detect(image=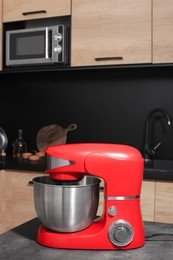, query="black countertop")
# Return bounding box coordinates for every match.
[0,156,46,172]
[144,169,173,180]
[1,218,173,260]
